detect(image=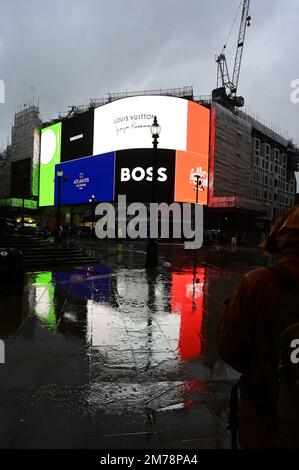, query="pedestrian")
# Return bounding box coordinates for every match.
[231,235,237,247]
[217,206,299,449]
